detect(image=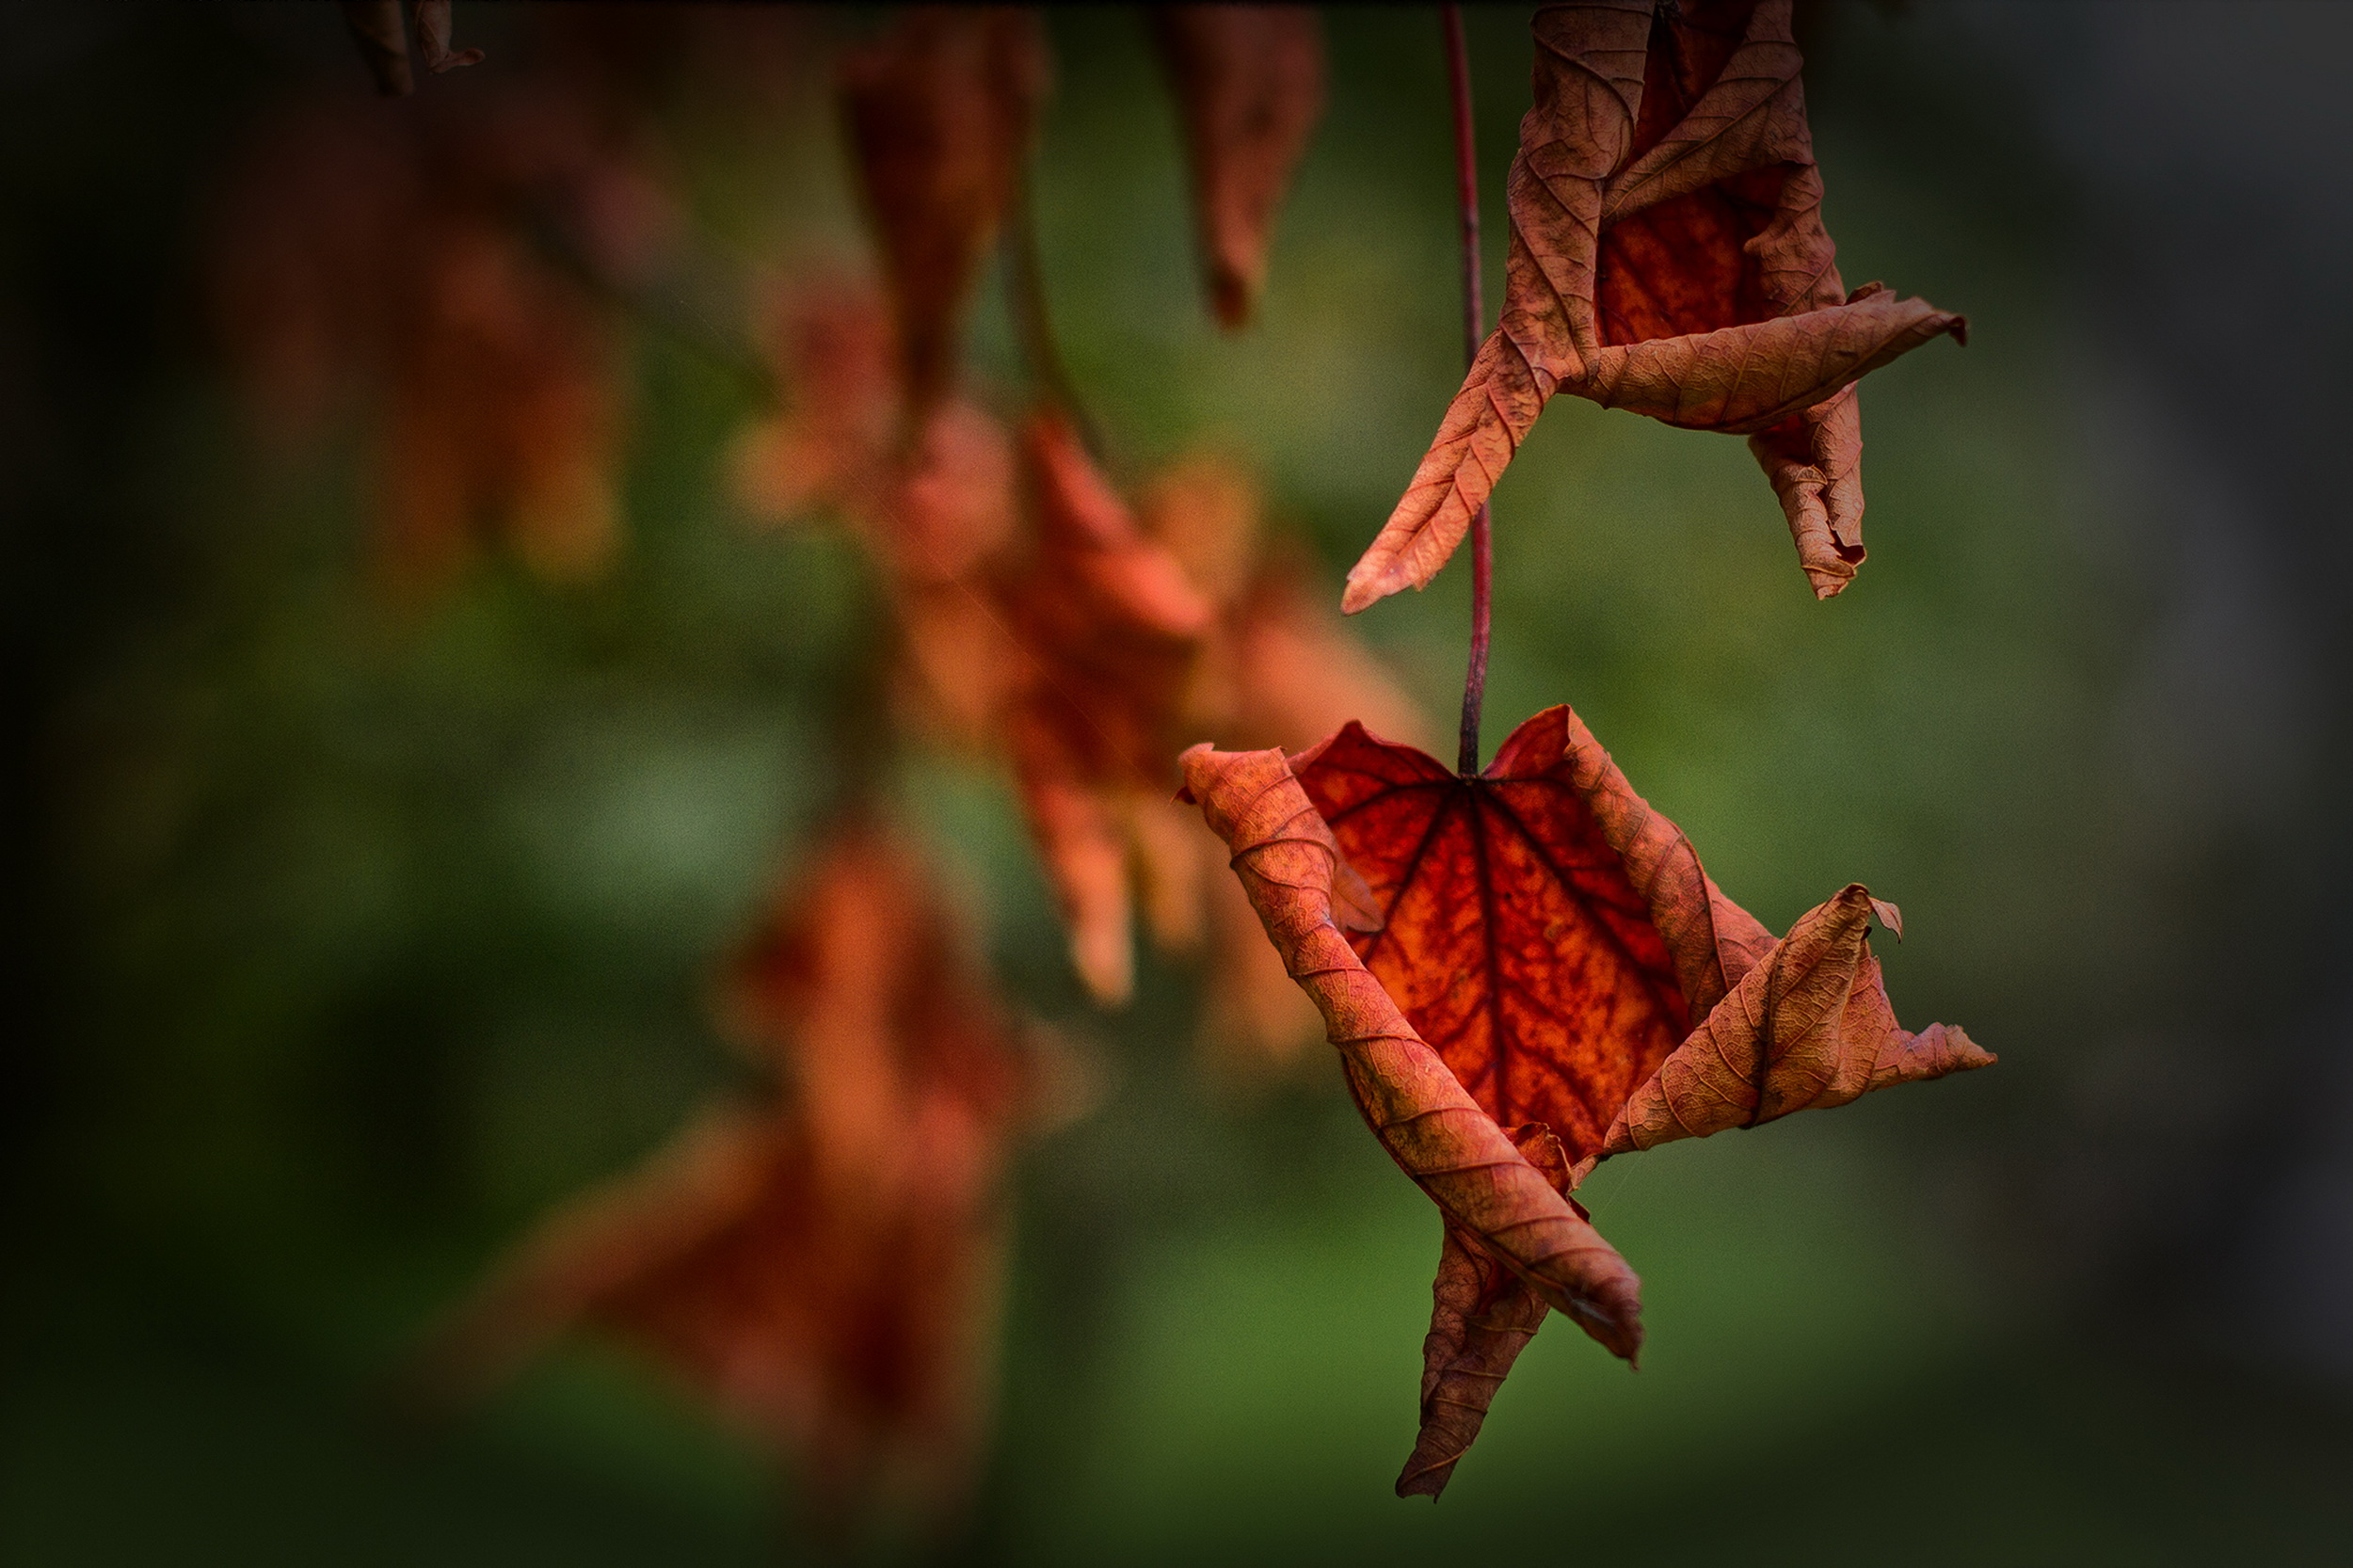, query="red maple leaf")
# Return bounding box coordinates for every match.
[1182,705,1993,1495]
